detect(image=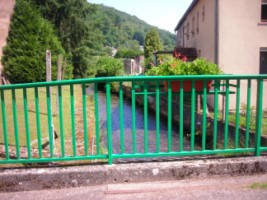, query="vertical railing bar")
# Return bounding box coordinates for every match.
[0,89,10,160]
[213,80,219,150]
[106,82,113,164]
[190,80,196,151]
[94,83,100,155]
[156,81,160,153]
[34,87,42,158]
[23,88,31,159]
[144,82,148,153]
[202,80,207,151]
[58,85,65,157]
[235,80,241,149]
[70,84,76,157]
[82,84,89,156]
[179,80,184,152]
[255,78,263,156]
[46,86,54,158]
[224,80,230,149]
[12,89,20,159]
[167,80,172,152]
[119,82,125,154]
[131,81,137,154]
[245,79,252,148]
